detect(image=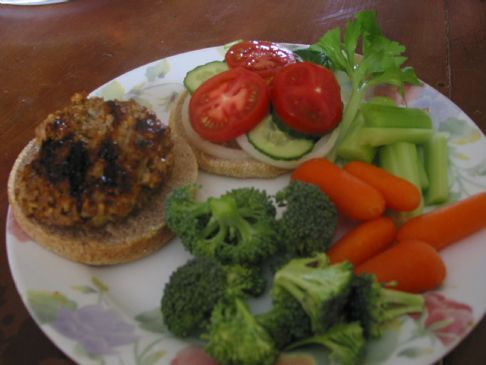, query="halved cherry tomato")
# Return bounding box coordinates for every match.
[189,67,270,142]
[271,62,342,136]
[225,40,296,82]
